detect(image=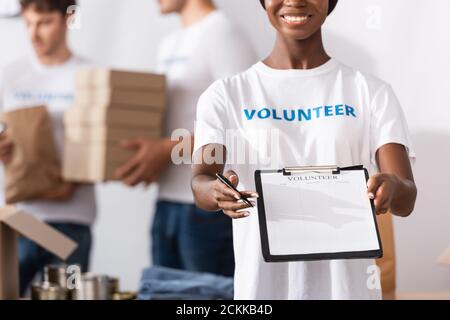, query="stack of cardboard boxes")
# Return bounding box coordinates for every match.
[63,69,166,182]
